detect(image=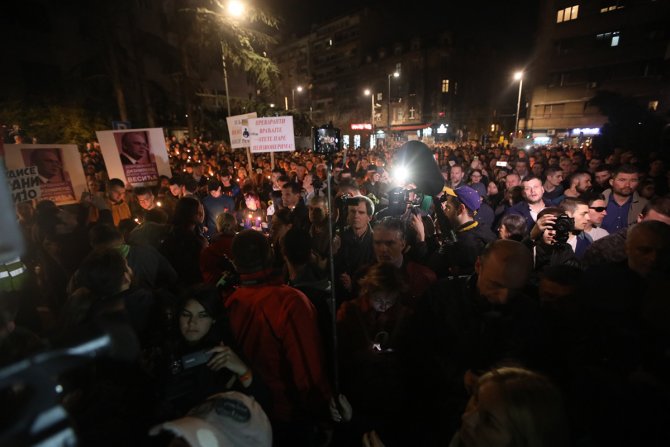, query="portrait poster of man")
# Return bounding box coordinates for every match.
[3,144,86,205]
[96,128,171,188]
